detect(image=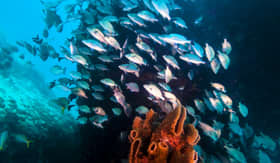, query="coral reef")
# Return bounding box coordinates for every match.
[129,99,200,163]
